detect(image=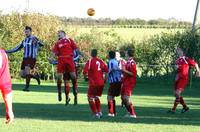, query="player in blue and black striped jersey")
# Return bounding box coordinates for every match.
[6,26,43,92]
